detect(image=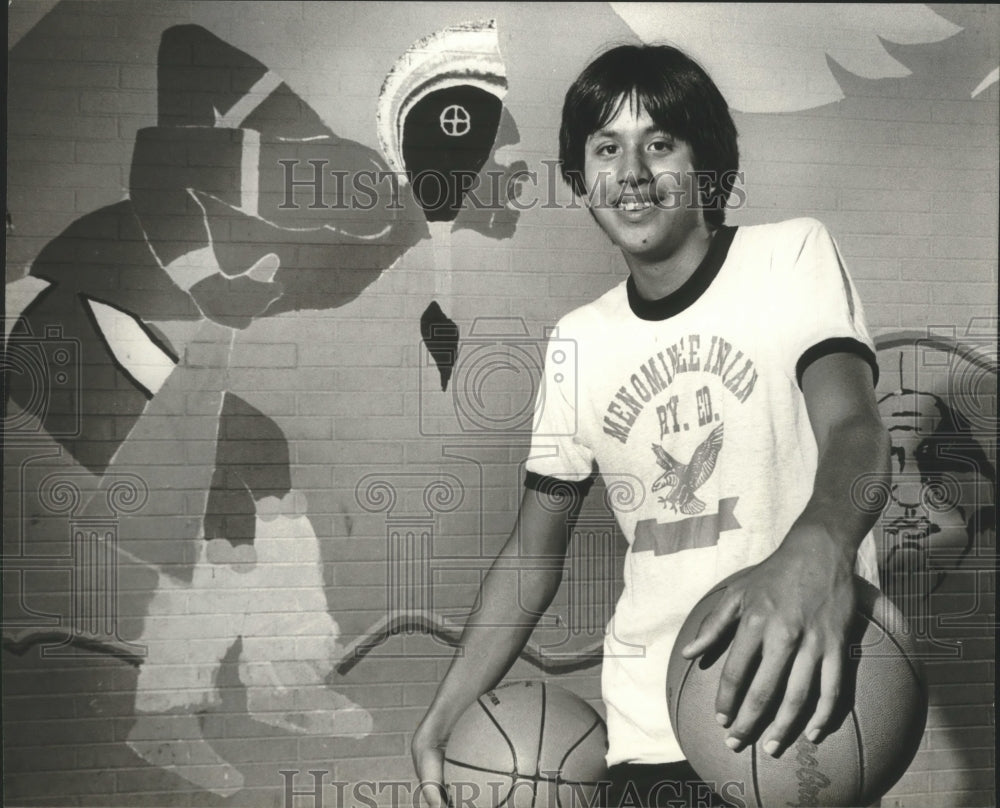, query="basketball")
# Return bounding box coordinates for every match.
[666,573,928,808]
[443,680,609,808]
